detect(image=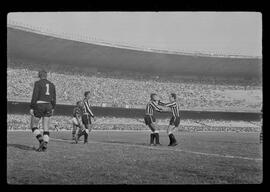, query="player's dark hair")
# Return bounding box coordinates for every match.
[38,70,47,79]
[171,93,176,100]
[150,93,156,100]
[84,91,90,97]
[76,101,81,105]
